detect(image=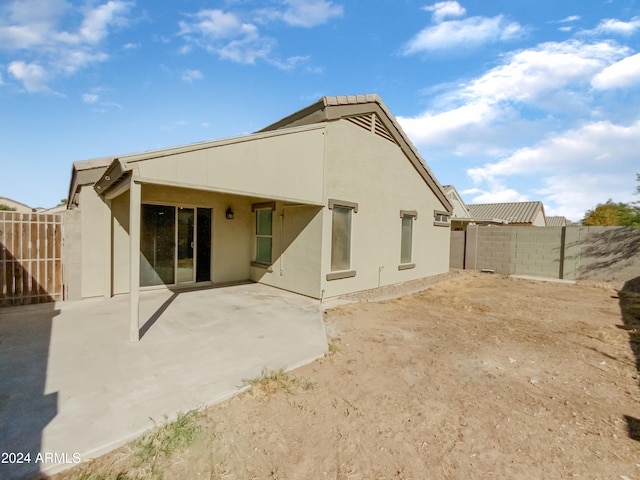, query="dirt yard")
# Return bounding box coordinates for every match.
[53,272,640,480]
